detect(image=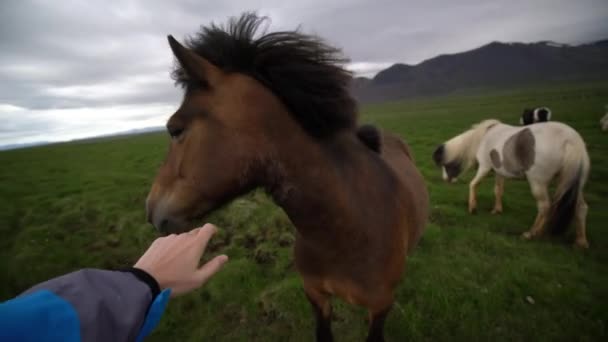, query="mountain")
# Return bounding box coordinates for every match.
[0,126,163,151]
[352,39,608,103]
[0,141,53,151]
